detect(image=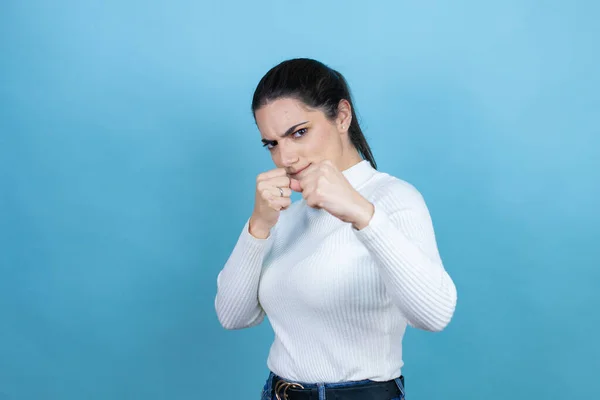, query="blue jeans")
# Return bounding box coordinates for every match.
[260,372,405,400]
